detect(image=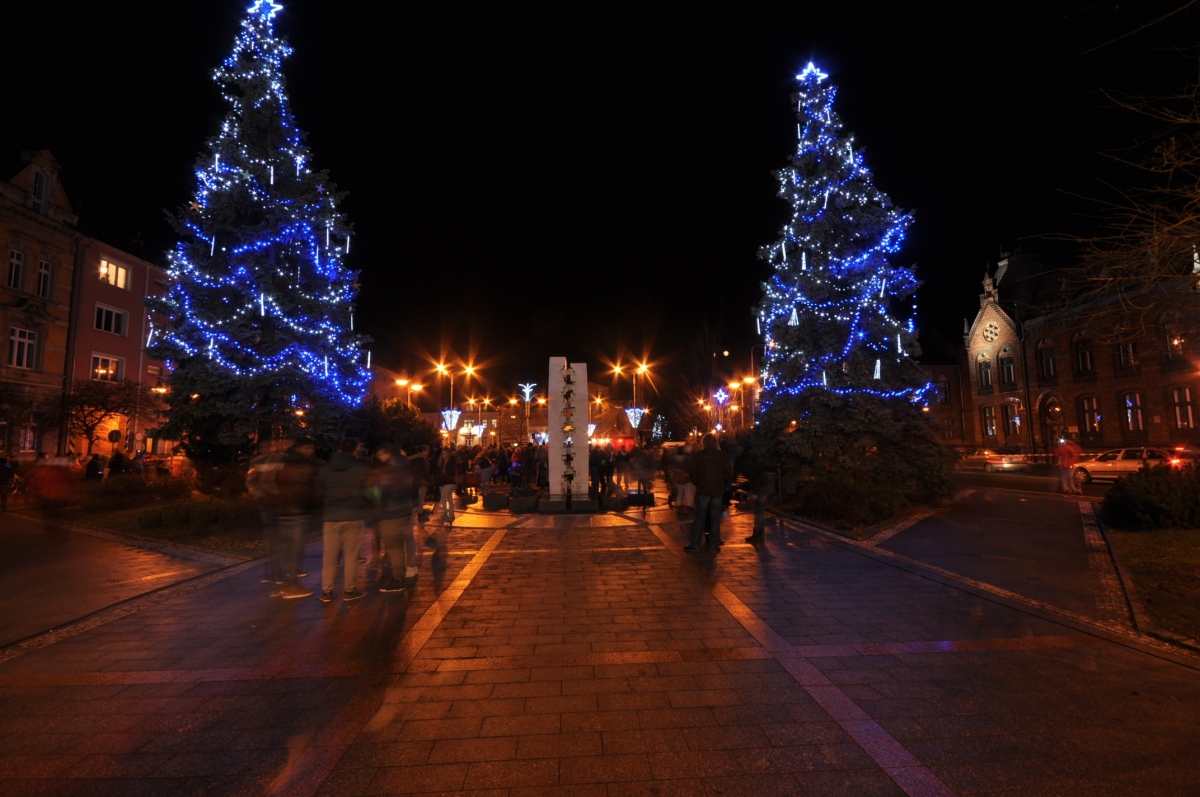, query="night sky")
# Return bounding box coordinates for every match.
[4,2,1196,412]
